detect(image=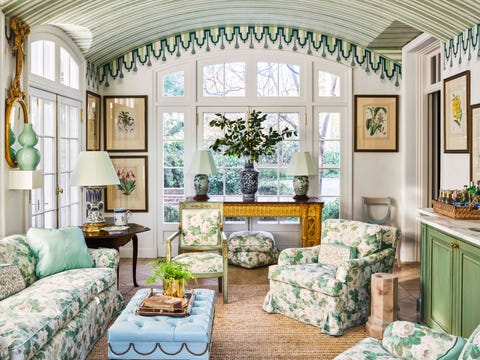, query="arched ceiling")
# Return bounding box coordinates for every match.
[2,0,480,66]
